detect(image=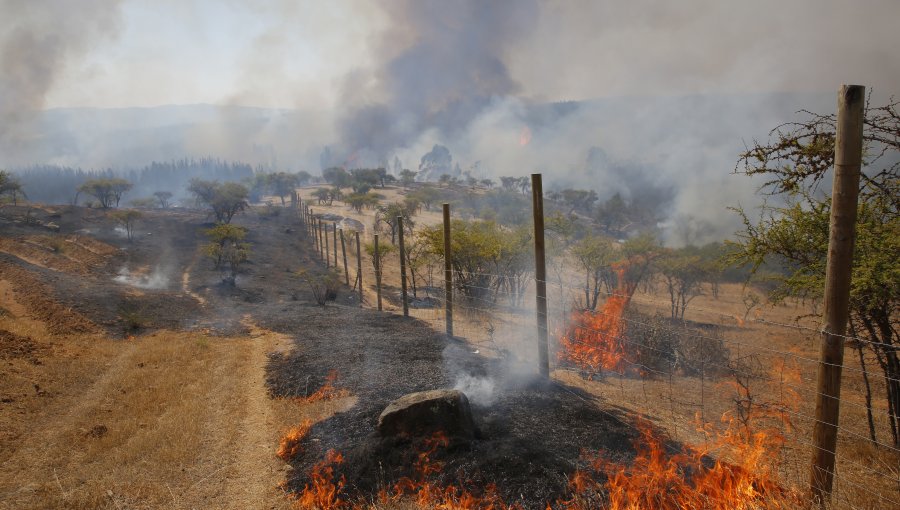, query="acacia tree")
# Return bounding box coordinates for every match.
[188,179,249,223]
[203,223,250,286]
[110,210,142,242]
[729,97,900,446]
[0,171,25,205]
[572,234,617,311]
[153,191,173,208]
[78,178,132,208]
[375,202,415,245]
[658,248,707,319]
